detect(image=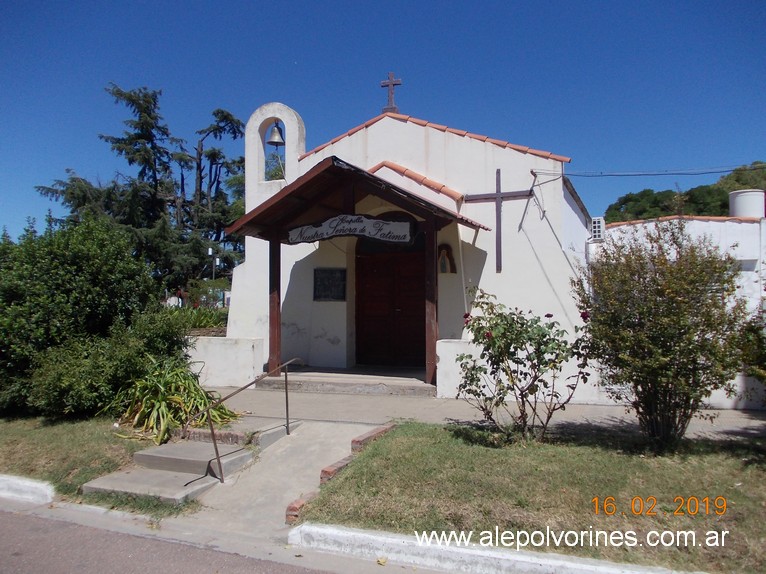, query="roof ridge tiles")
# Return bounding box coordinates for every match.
[301,113,571,163]
[368,160,463,202]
